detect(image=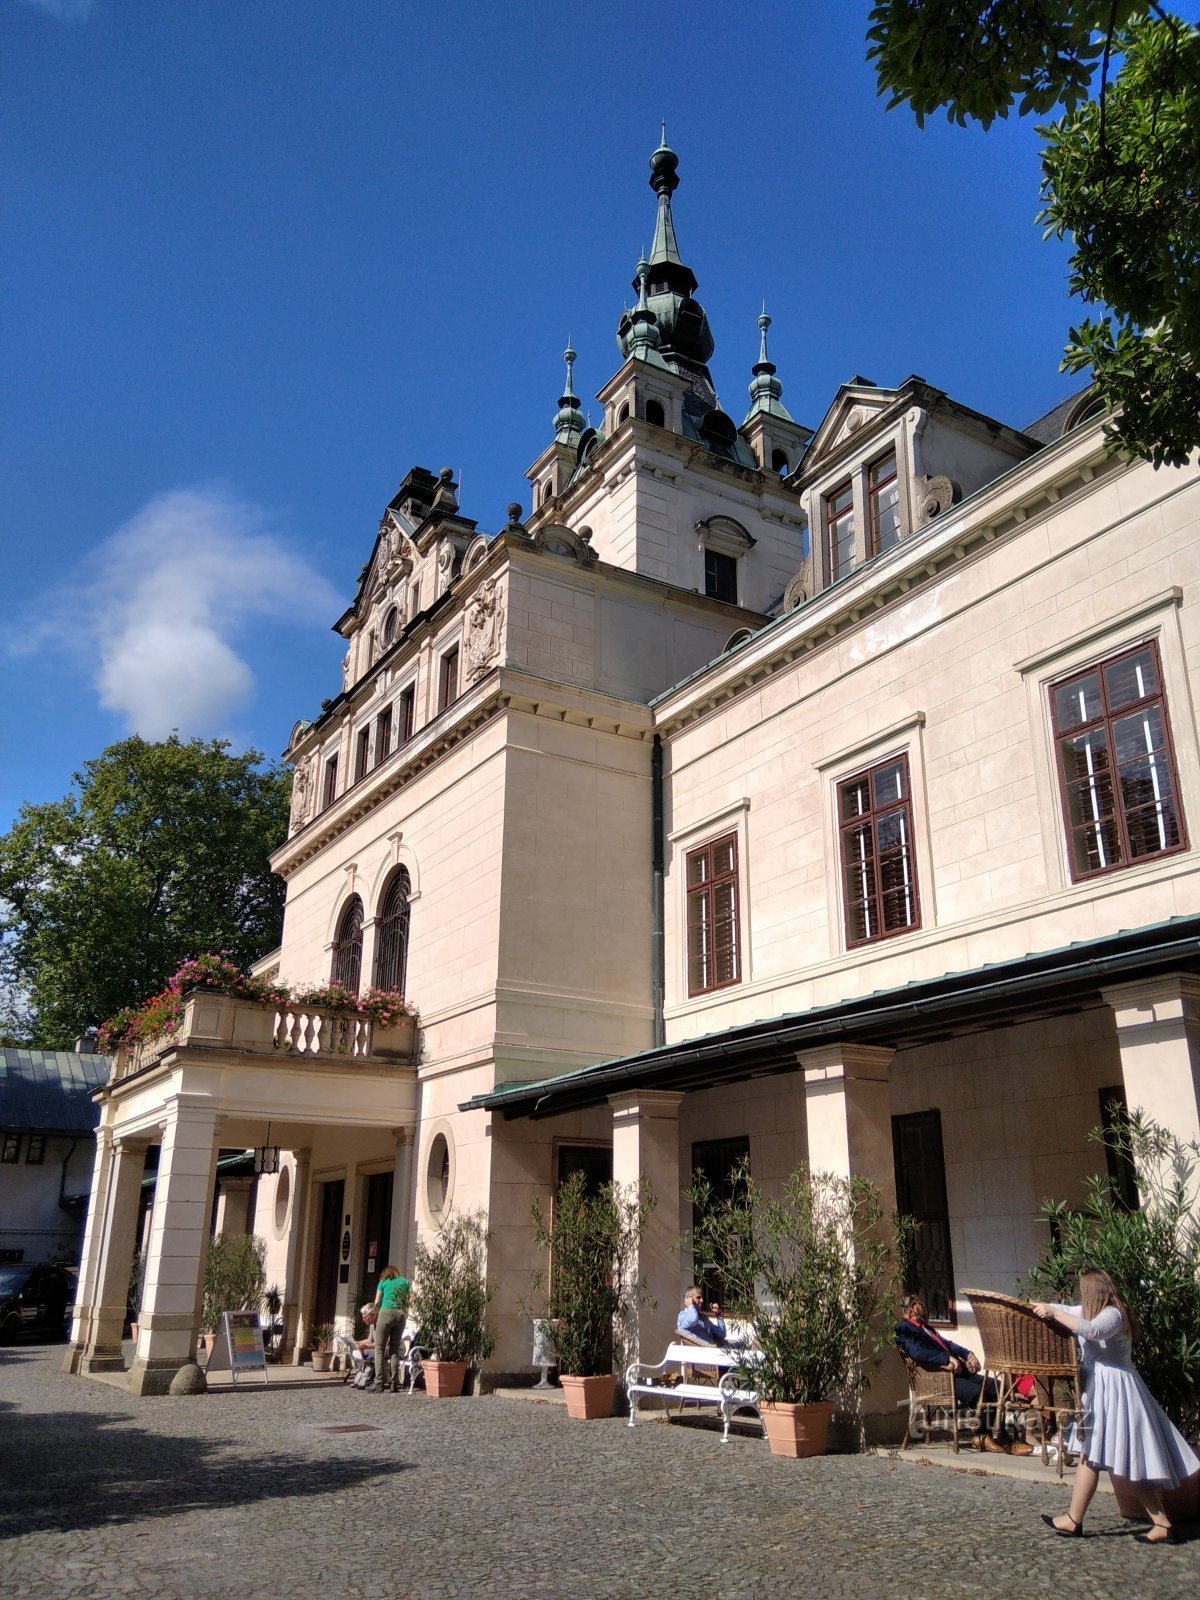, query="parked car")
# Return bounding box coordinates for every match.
[0,1263,76,1341]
